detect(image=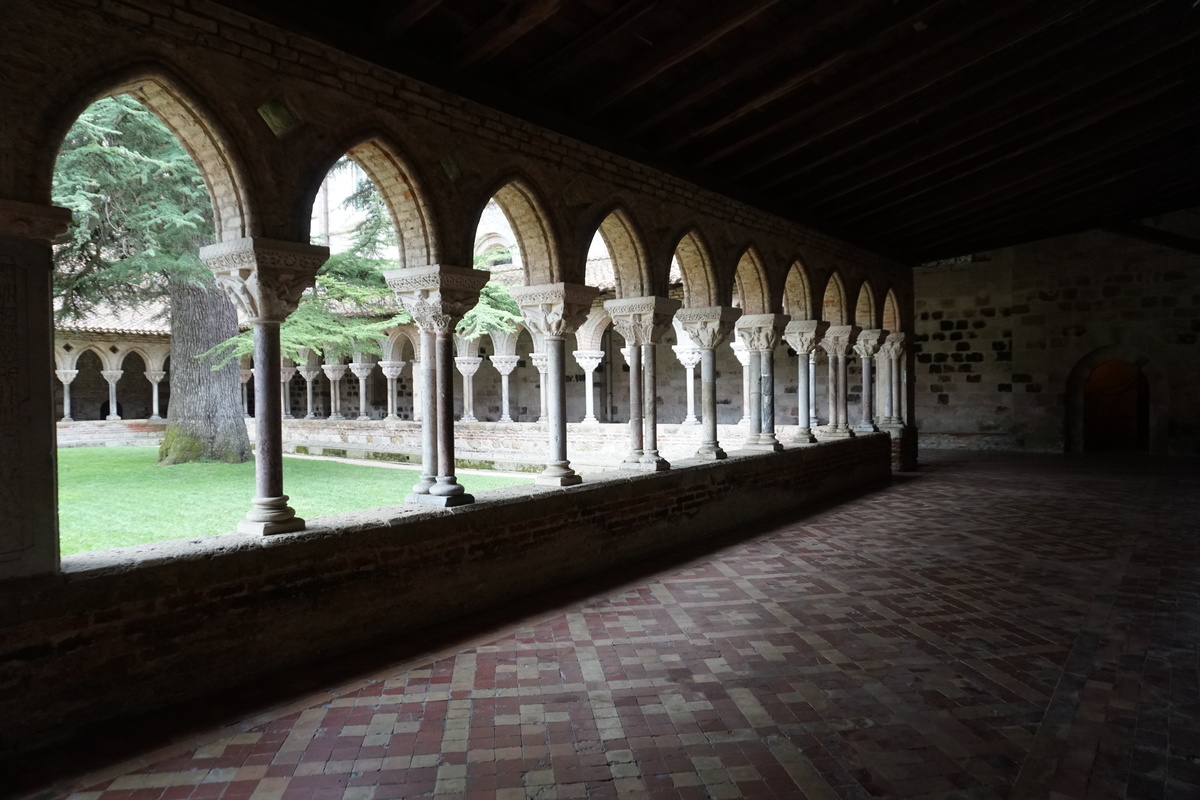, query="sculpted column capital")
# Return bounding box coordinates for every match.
[200,237,329,324]
[604,295,682,346]
[349,362,377,380]
[490,355,521,375]
[385,264,489,333]
[853,329,886,360]
[819,325,861,357]
[321,363,348,382]
[880,331,907,359]
[379,360,408,380]
[100,369,123,385]
[783,319,830,355]
[736,313,790,353]
[513,282,599,341]
[297,365,322,382]
[672,345,702,370]
[280,366,297,382]
[0,199,73,242]
[529,352,549,374]
[145,370,167,385]
[55,369,79,385]
[573,350,605,372]
[454,356,483,378]
[675,305,742,350]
